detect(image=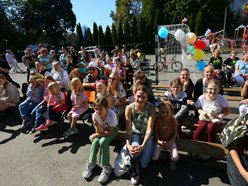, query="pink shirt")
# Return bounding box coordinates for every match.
[71,89,89,108]
[46,91,65,106]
